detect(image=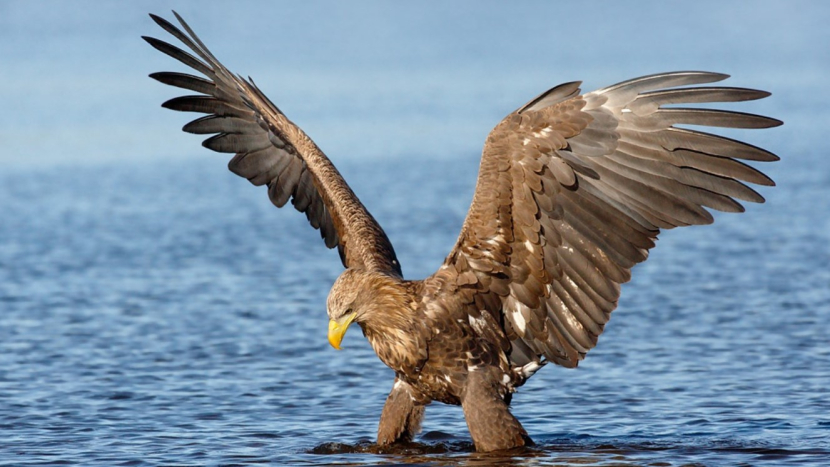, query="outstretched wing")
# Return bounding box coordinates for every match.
[144,12,401,276]
[432,72,779,369]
